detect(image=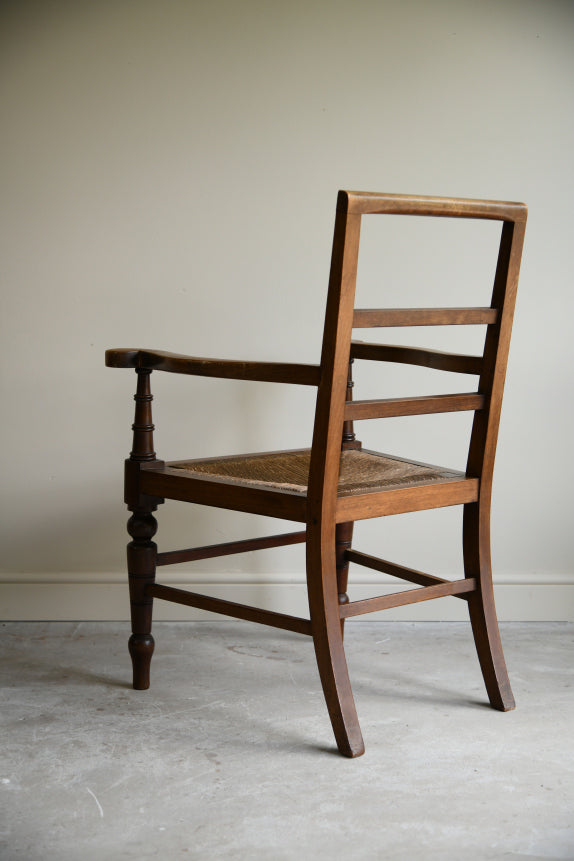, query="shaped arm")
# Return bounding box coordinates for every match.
[105,348,321,386]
